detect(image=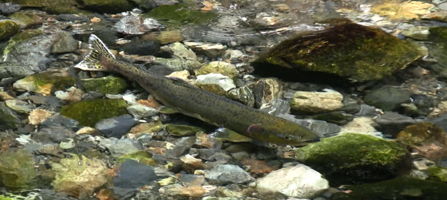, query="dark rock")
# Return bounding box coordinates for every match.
[32,126,75,143]
[356,104,380,116]
[0,102,22,130]
[253,22,421,83]
[0,3,21,14]
[364,87,411,111]
[56,14,89,22]
[121,40,160,56]
[113,159,157,188]
[83,0,134,13]
[29,95,61,109]
[40,113,80,131]
[429,113,447,133]
[332,177,447,200]
[403,94,436,116]
[311,111,354,125]
[374,112,421,138]
[73,24,118,47]
[96,114,137,138]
